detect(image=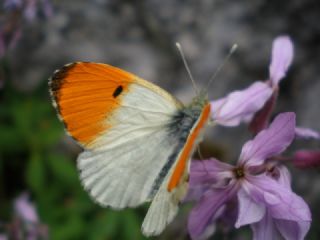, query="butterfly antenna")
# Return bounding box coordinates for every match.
[206,44,238,89]
[176,42,199,94]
